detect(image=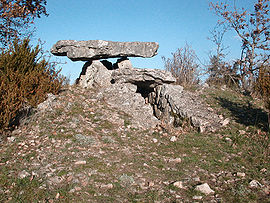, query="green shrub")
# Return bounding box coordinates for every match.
[0,38,64,133]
